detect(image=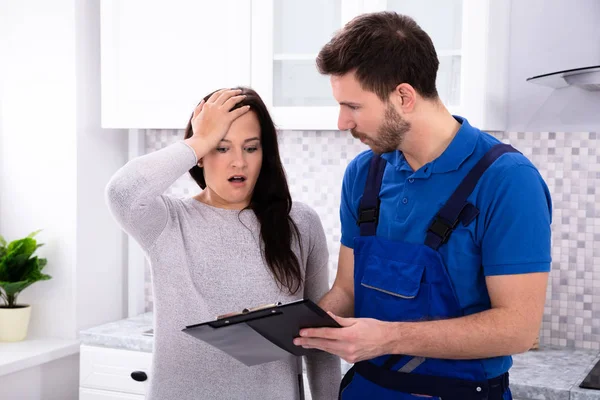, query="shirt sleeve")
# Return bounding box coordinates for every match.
[105,141,197,250]
[340,158,361,248]
[481,164,553,276]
